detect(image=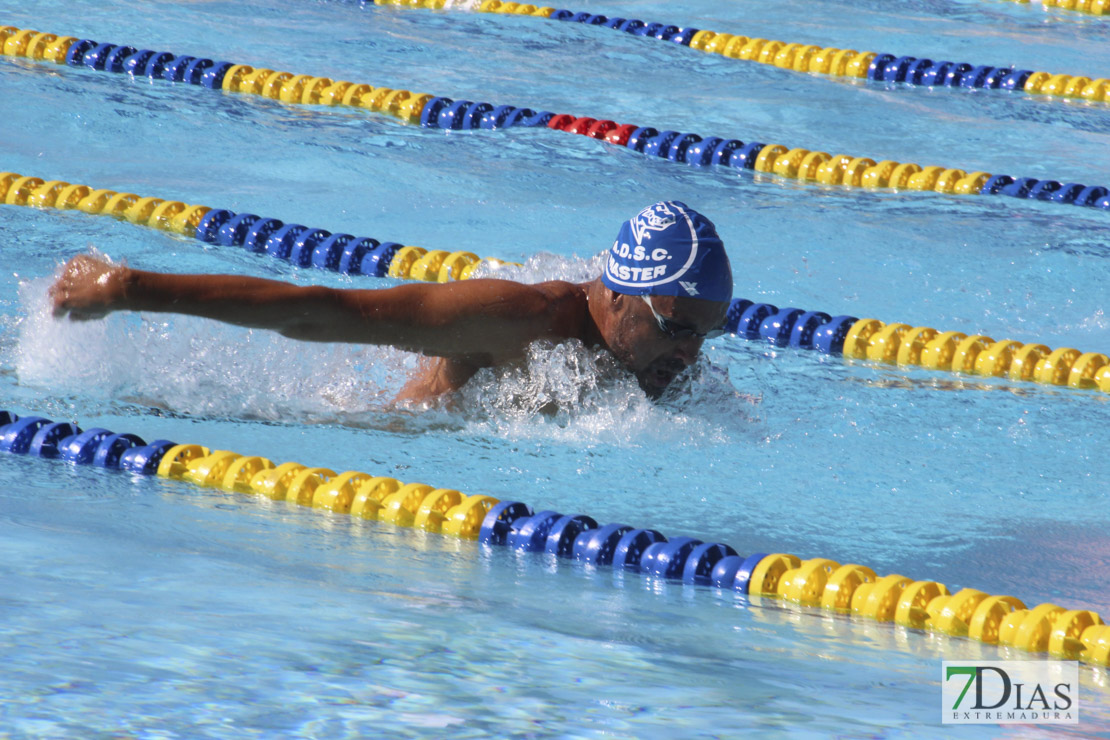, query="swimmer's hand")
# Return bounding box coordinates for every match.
[50,254,130,321]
